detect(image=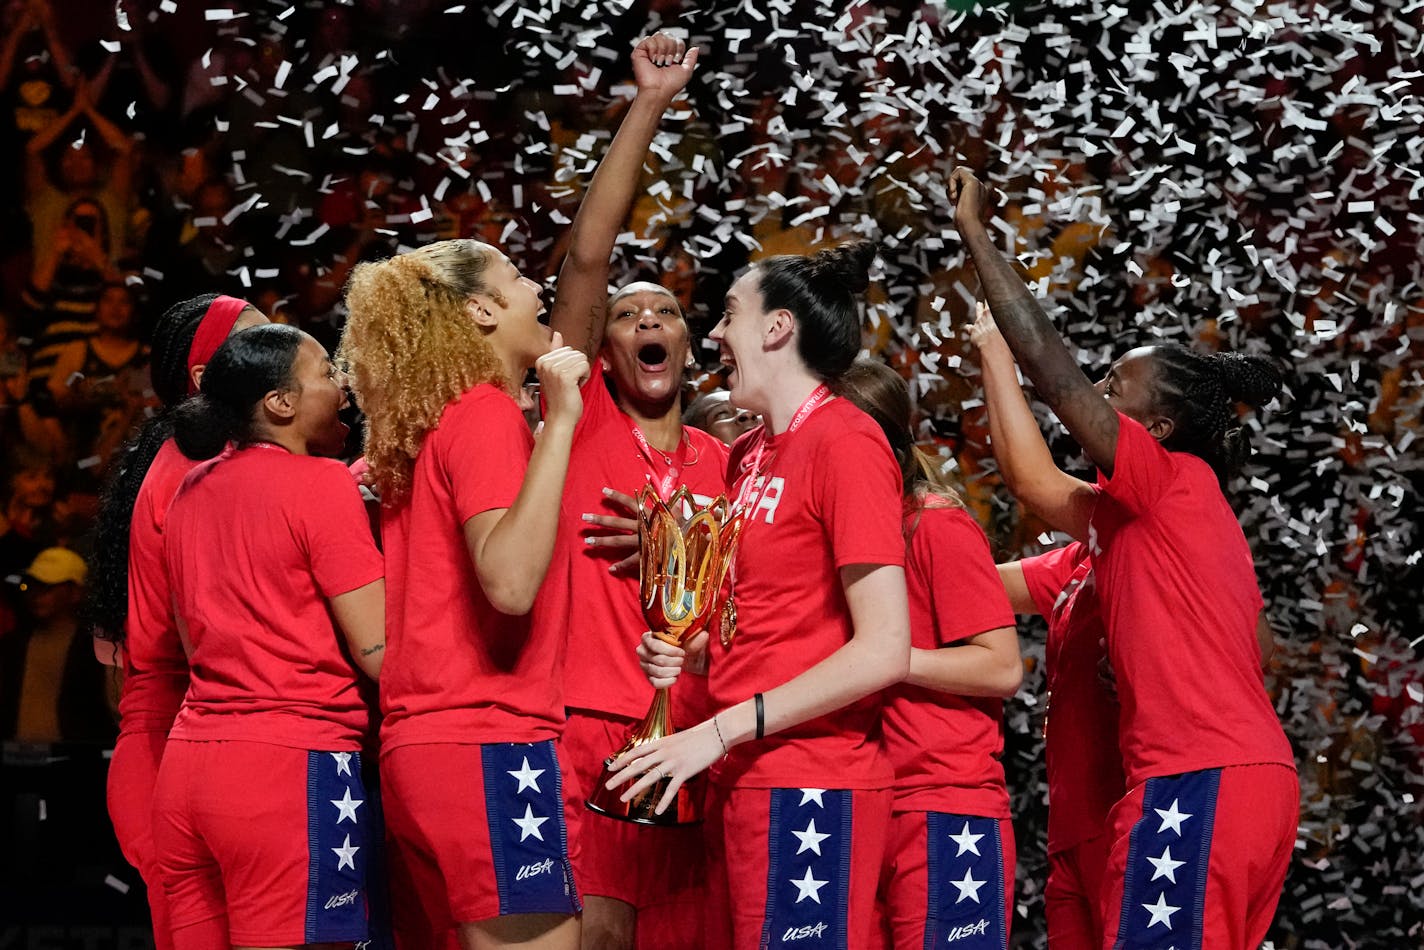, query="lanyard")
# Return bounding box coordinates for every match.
[733,383,833,514]
[625,414,688,501]
[722,383,833,647]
